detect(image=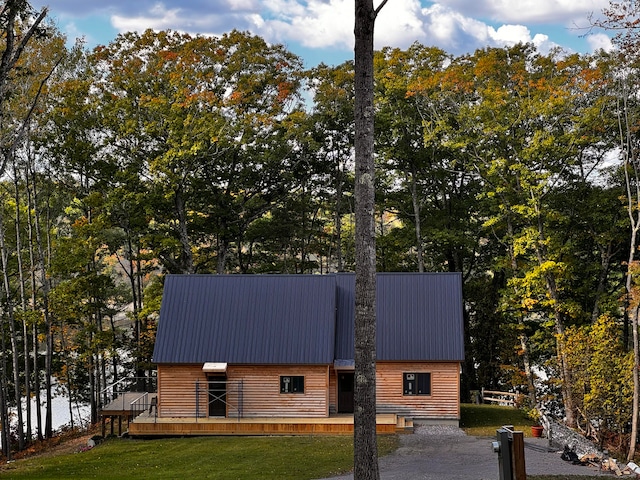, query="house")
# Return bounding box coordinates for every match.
[142,272,464,435]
